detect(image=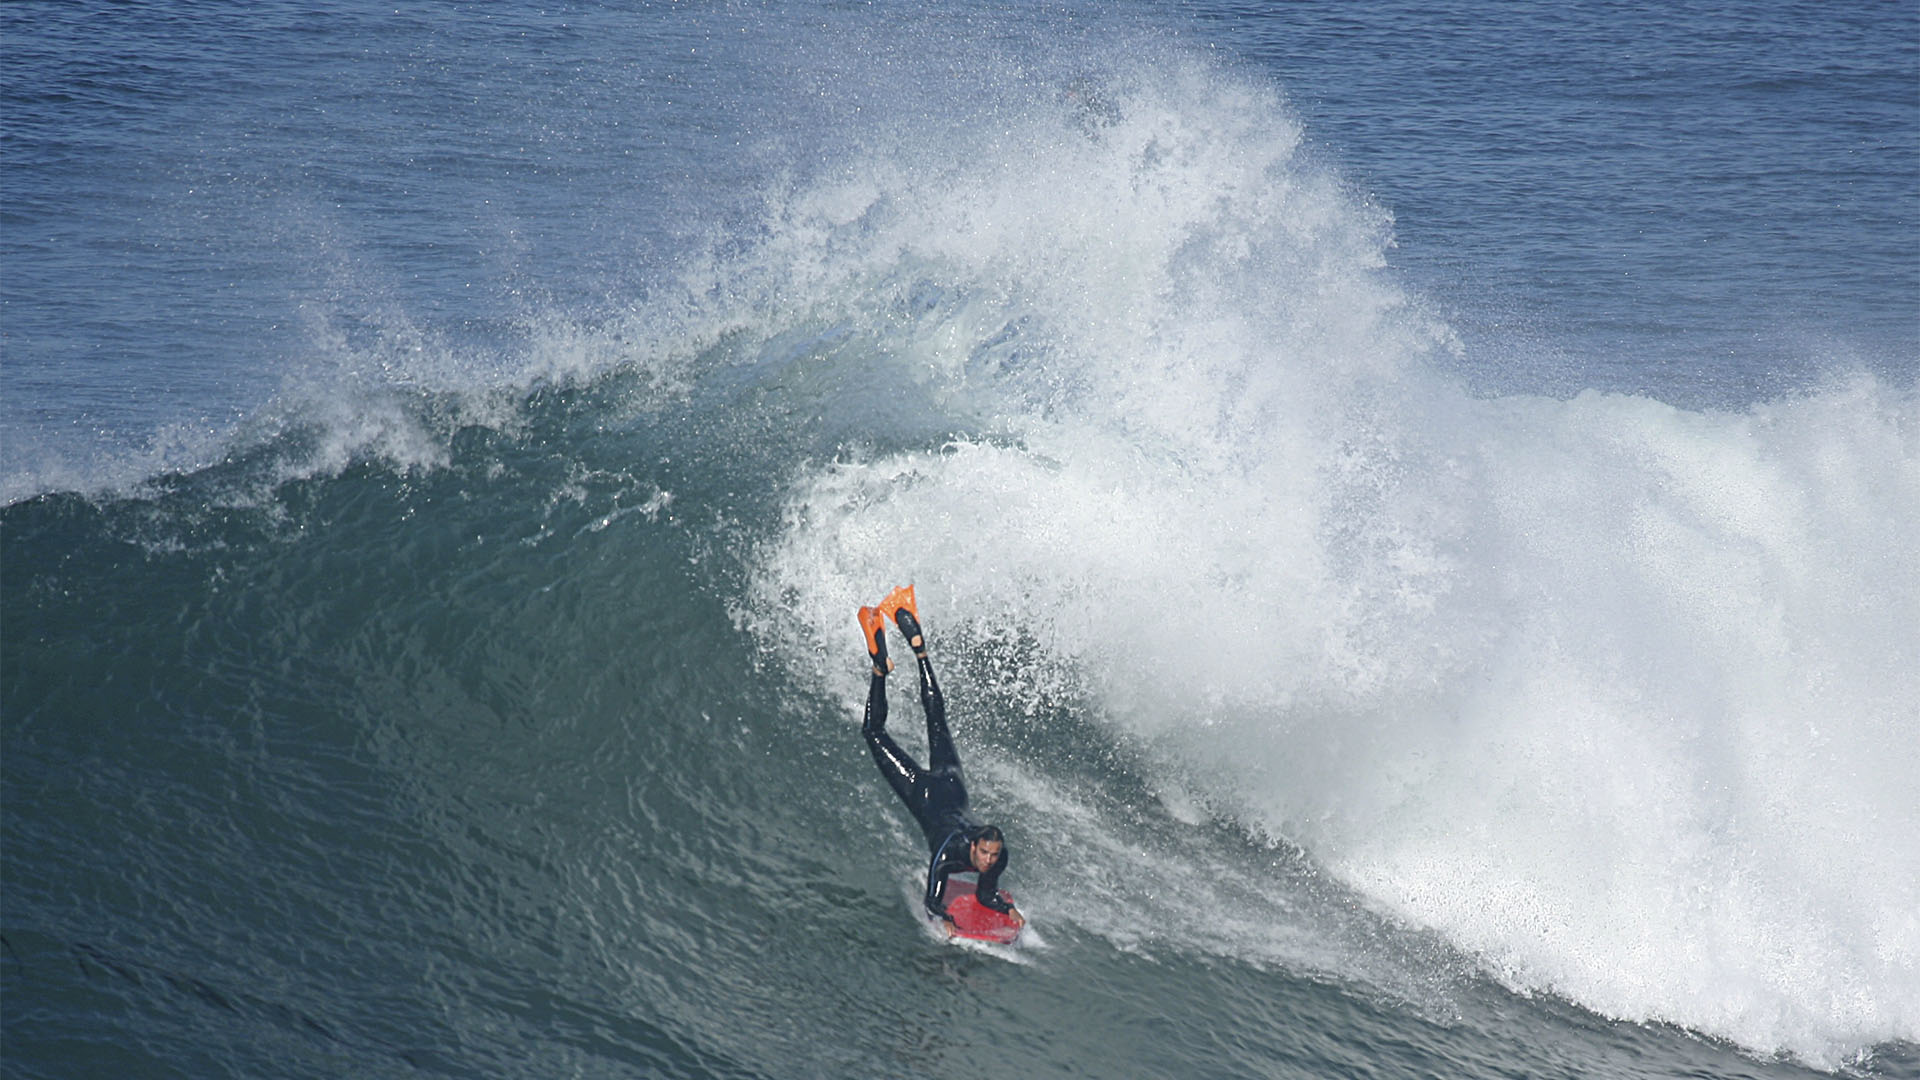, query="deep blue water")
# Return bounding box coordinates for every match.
[4,2,1917,1077]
